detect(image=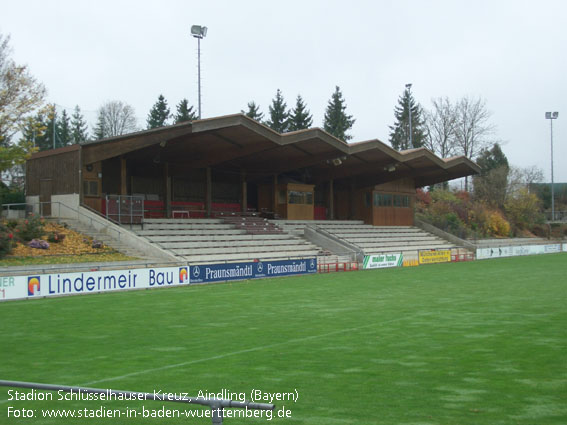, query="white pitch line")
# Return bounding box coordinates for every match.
[81,316,410,386]
[0,313,421,403]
